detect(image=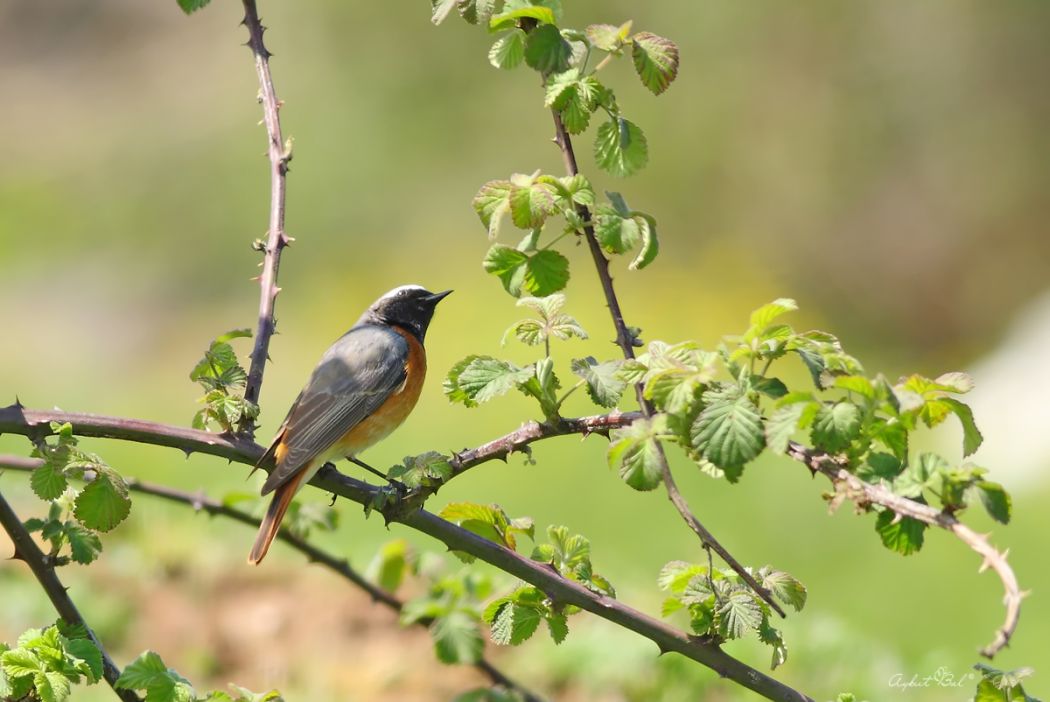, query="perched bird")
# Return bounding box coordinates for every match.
[248,285,451,564]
